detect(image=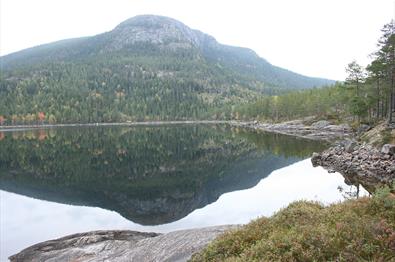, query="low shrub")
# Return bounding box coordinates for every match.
[191,184,395,261]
